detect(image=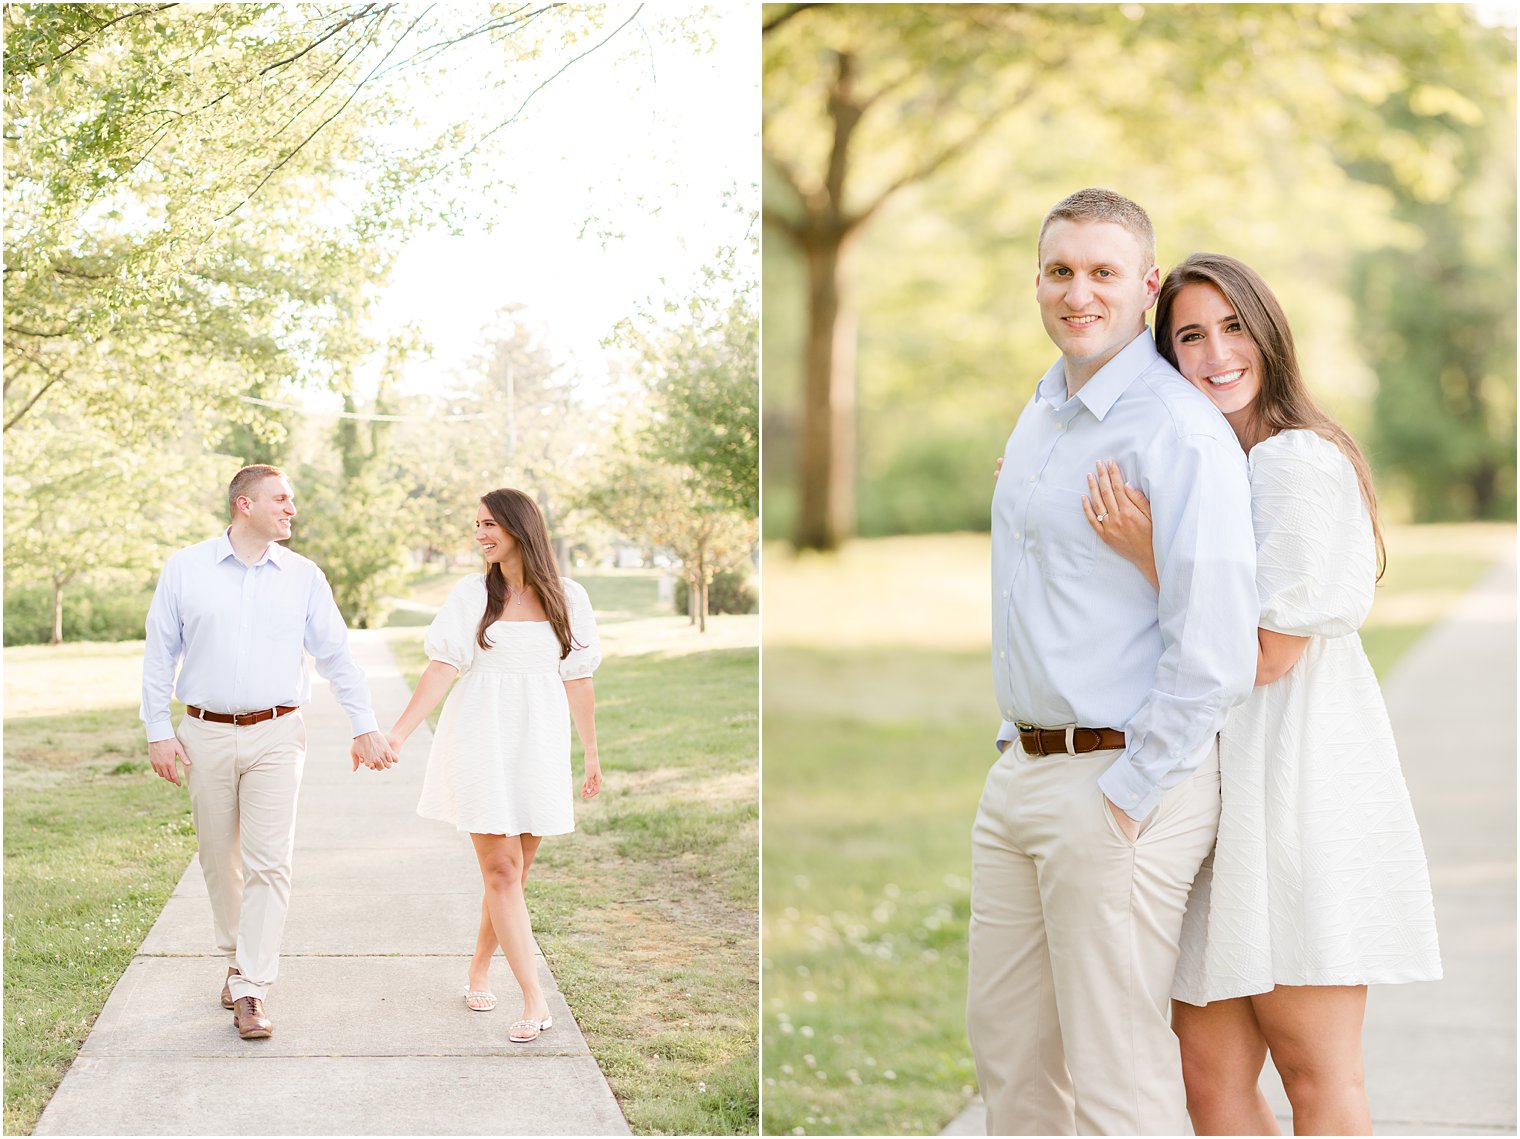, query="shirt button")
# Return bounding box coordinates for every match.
[1013,531,1022,541]
[1054,421,1065,430]
[998,651,1006,659]
[1001,590,1008,598]
[1027,474,1036,483]
[1129,793,1138,802]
